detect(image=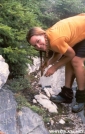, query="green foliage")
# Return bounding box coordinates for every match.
[0,0,40,77]
[7,76,30,92]
[53,0,85,19]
